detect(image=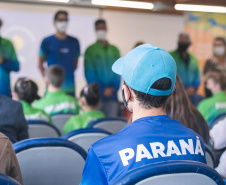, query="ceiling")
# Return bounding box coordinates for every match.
[1,0,226,15]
